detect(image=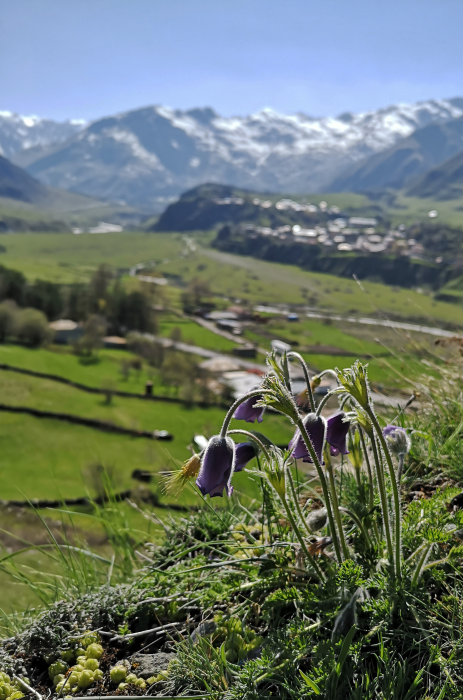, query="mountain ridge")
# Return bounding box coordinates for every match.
[327,116,463,193]
[5,98,463,211]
